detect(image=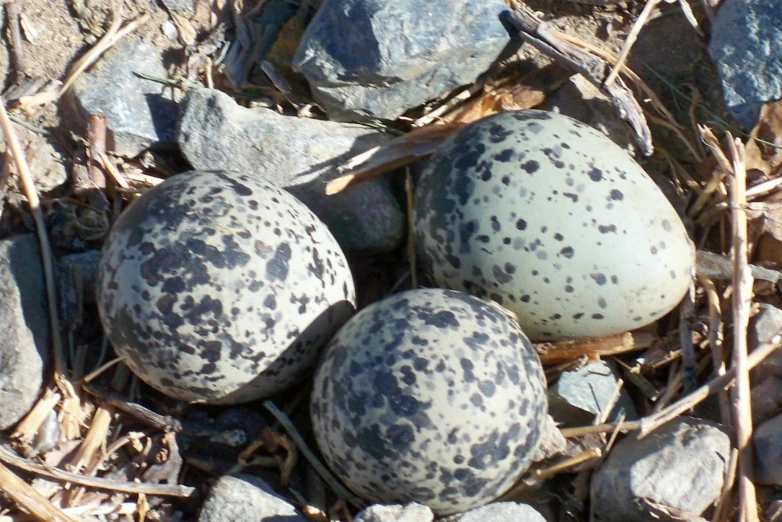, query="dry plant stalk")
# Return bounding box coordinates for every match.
[0,445,194,497]
[264,401,366,509]
[559,327,782,438]
[0,98,64,375]
[532,447,602,482]
[0,461,77,522]
[10,388,61,445]
[0,92,83,441]
[604,0,661,87]
[697,275,731,425]
[713,448,739,522]
[727,139,758,522]
[534,331,655,364]
[701,127,758,522]
[20,1,149,108]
